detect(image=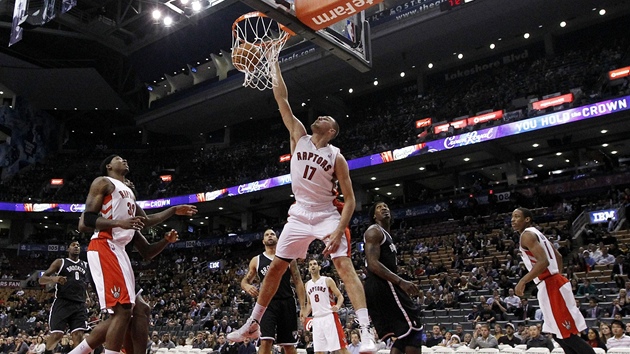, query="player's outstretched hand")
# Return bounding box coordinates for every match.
[117,216,146,230]
[175,205,198,216]
[245,284,259,298]
[164,229,179,243]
